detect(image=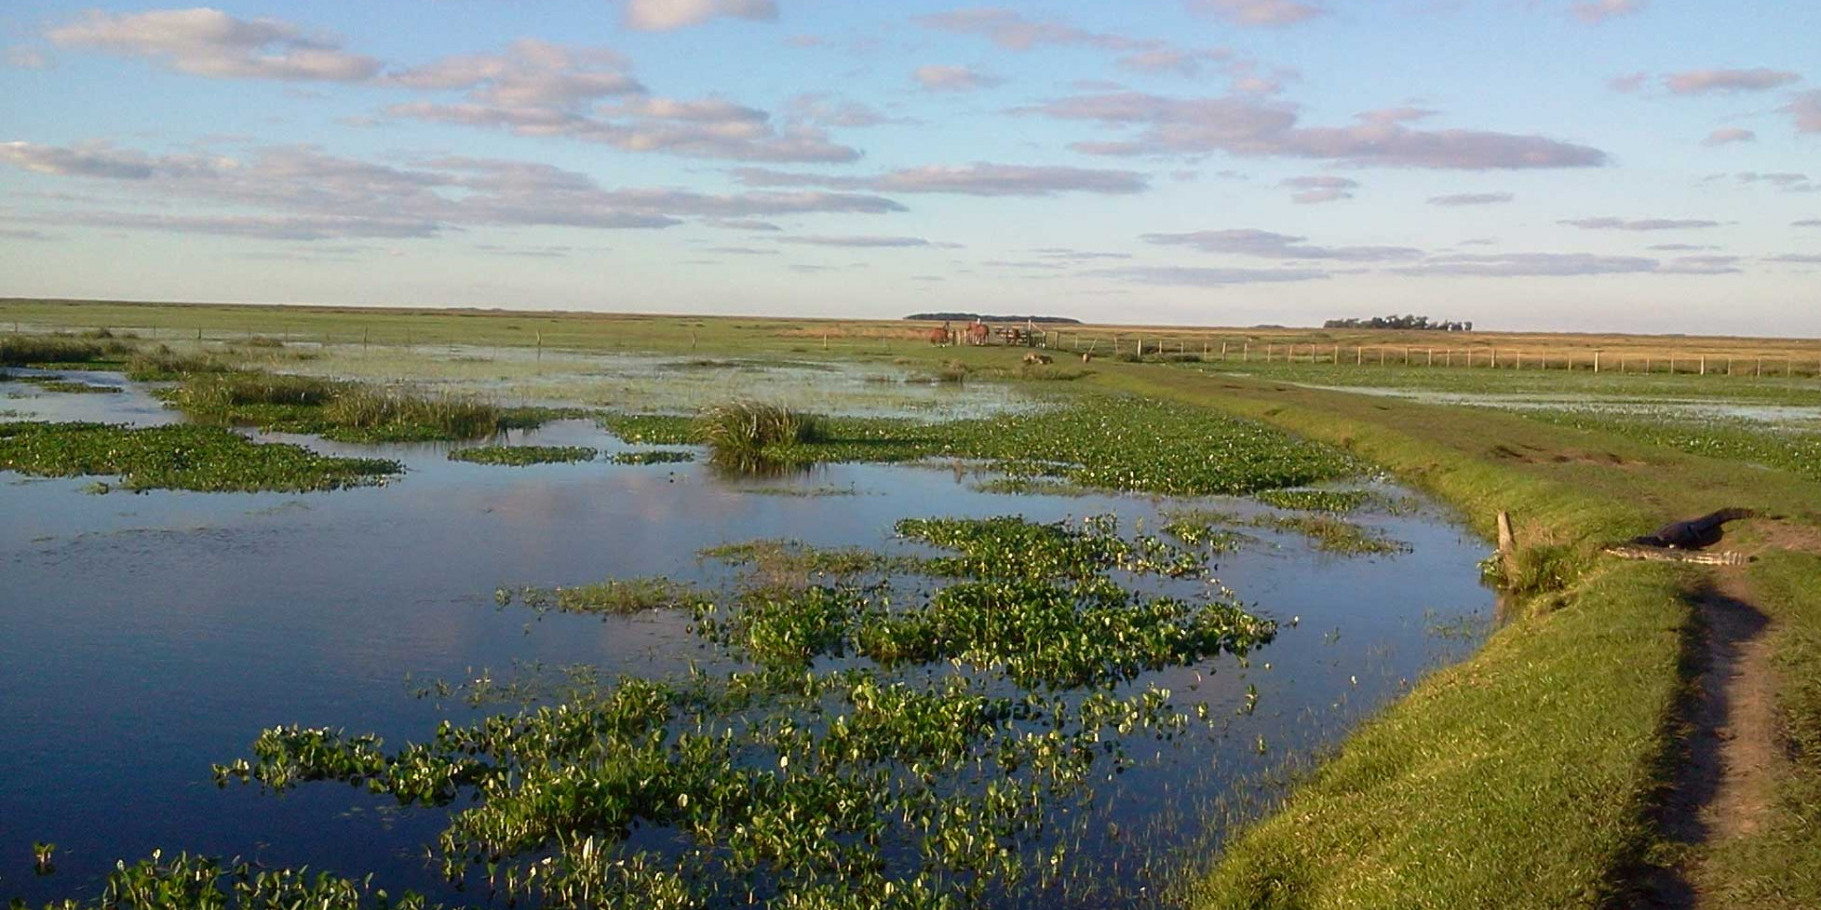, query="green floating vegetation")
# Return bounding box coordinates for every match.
[1254,488,1370,512]
[1256,514,1410,556]
[496,576,710,616]
[18,376,121,394]
[449,445,596,466]
[1161,507,1406,557]
[22,850,442,910]
[0,421,400,493]
[163,370,533,442]
[609,449,694,465]
[700,538,916,579]
[602,393,1356,497]
[1160,510,1254,553]
[199,514,1268,909]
